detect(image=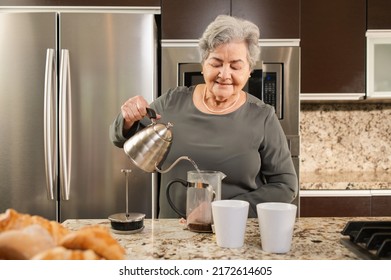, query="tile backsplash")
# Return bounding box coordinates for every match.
[300,103,391,173]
